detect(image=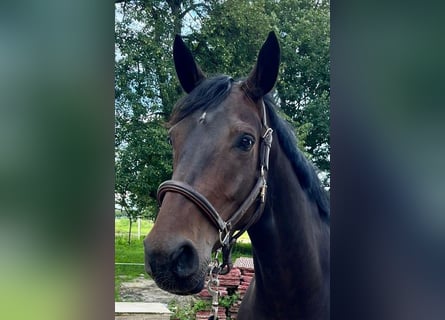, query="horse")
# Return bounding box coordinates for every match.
[144,32,330,320]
